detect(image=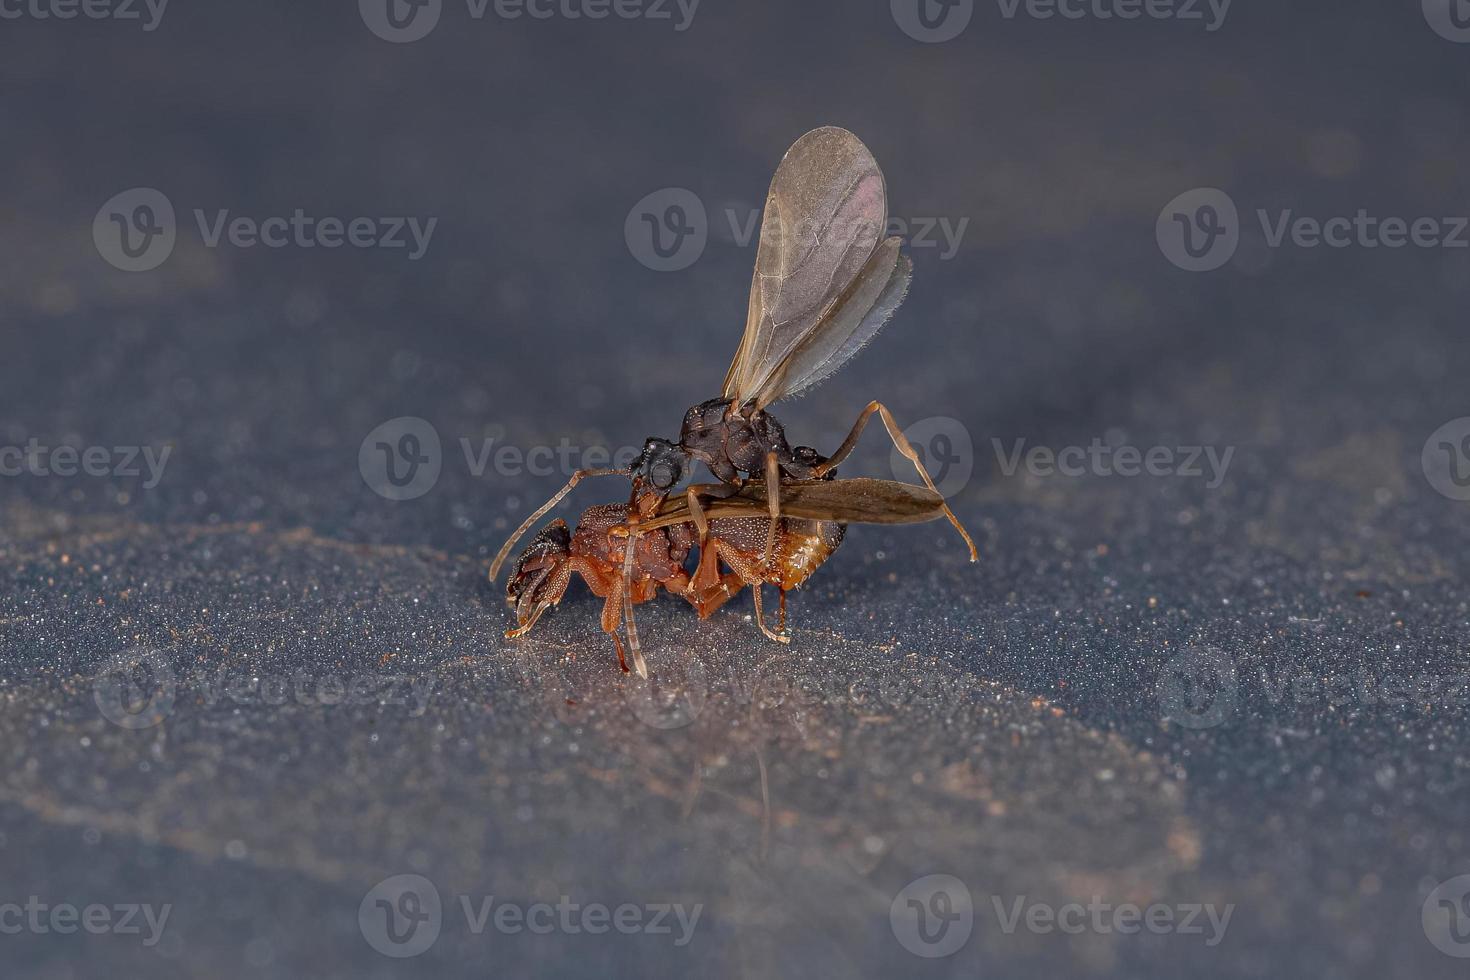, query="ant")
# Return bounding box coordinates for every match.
[490,126,977,642]
[504,476,948,677]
